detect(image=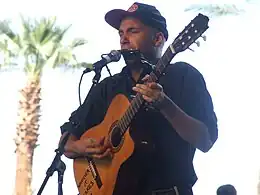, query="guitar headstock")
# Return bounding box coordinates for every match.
[172,13,209,53]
